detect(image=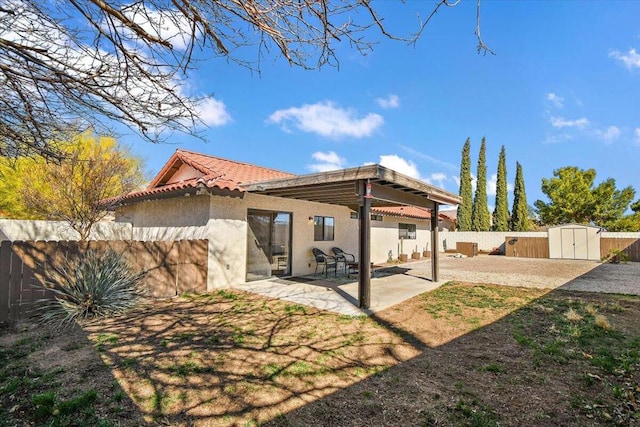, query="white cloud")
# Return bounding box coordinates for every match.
[635,128,640,145]
[379,154,421,180]
[594,125,620,144]
[546,93,564,109]
[487,173,498,196]
[196,97,232,126]
[308,151,346,172]
[398,145,459,171]
[376,94,400,109]
[425,172,448,187]
[114,4,194,51]
[609,48,640,70]
[550,116,590,129]
[487,173,514,196]
[542,133,575,144]
[267,101,383,139]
